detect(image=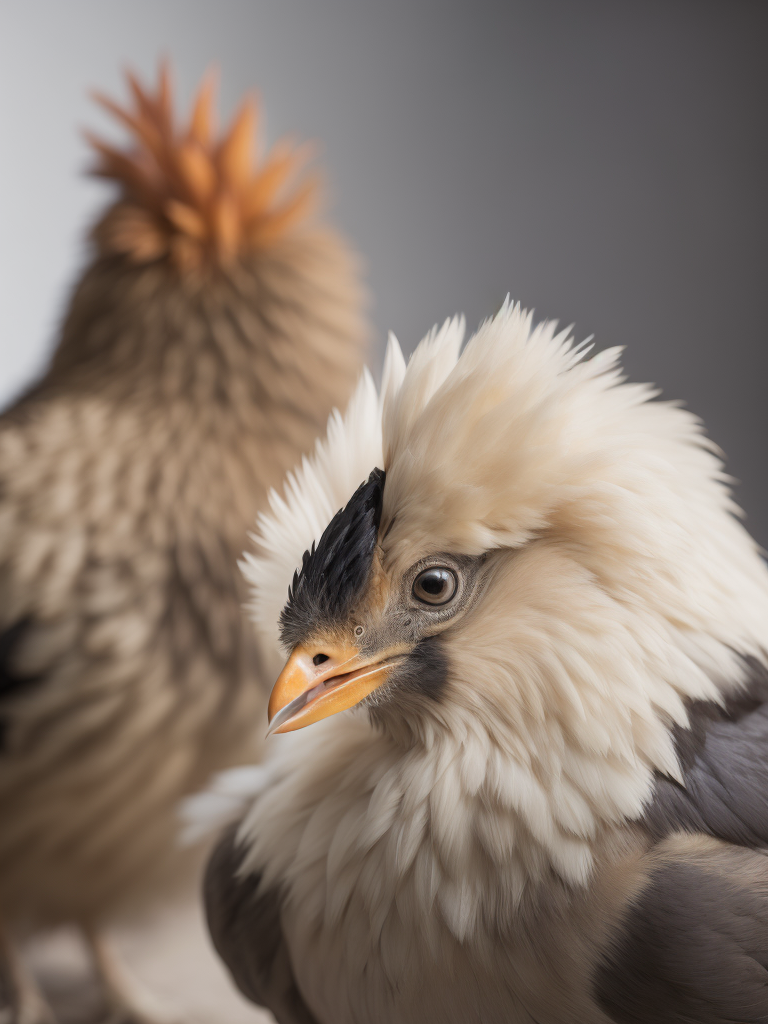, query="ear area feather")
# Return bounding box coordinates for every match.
[381,332,407,460]
[381,332,407,410]
[383,316,465,465]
